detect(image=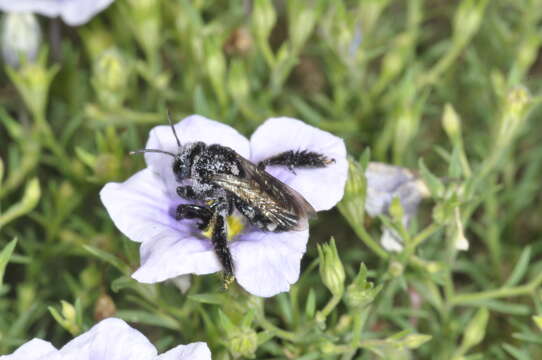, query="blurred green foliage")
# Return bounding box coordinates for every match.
[1,0,542,359]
